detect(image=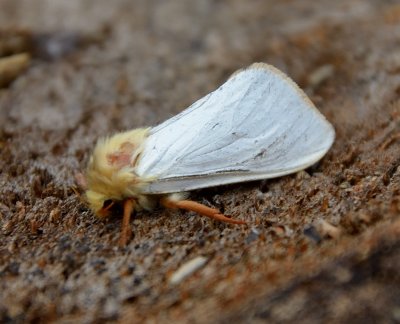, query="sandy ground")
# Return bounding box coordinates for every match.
[0,0,400,322]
